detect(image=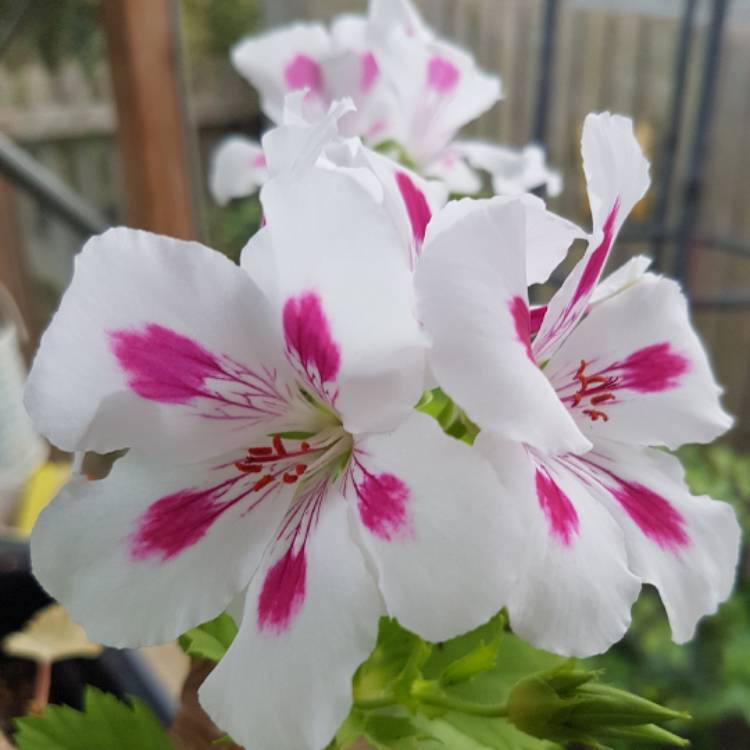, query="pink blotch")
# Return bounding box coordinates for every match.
[283,291,341,383]
[130,487,227,561]
[110,324,221,404]
[571,199,620,307]
[257,546,307,633]
[357,472,411,541]
[535,467,579,546]
[610,479,689,551]
[252,153,267,169]
[284,54,323,92]
[361,51,379,92]
[509,296,534,361]
[368,119,387,138]
[395,171,431,246]
[427,56,460,93]
[617,343,690,393]
[529,305,547,336]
